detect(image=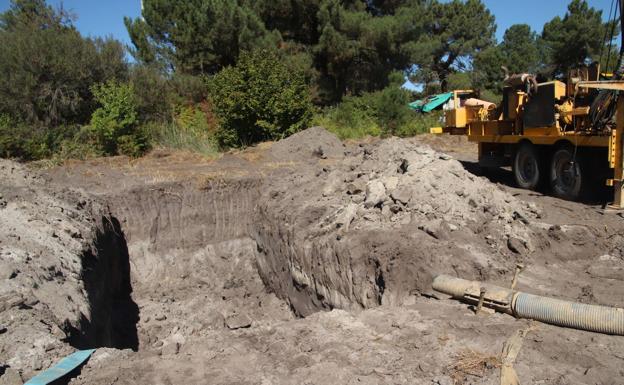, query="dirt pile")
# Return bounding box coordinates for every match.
[0,160,136,380]
[269,126,346,162]
[253,131,543,316]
